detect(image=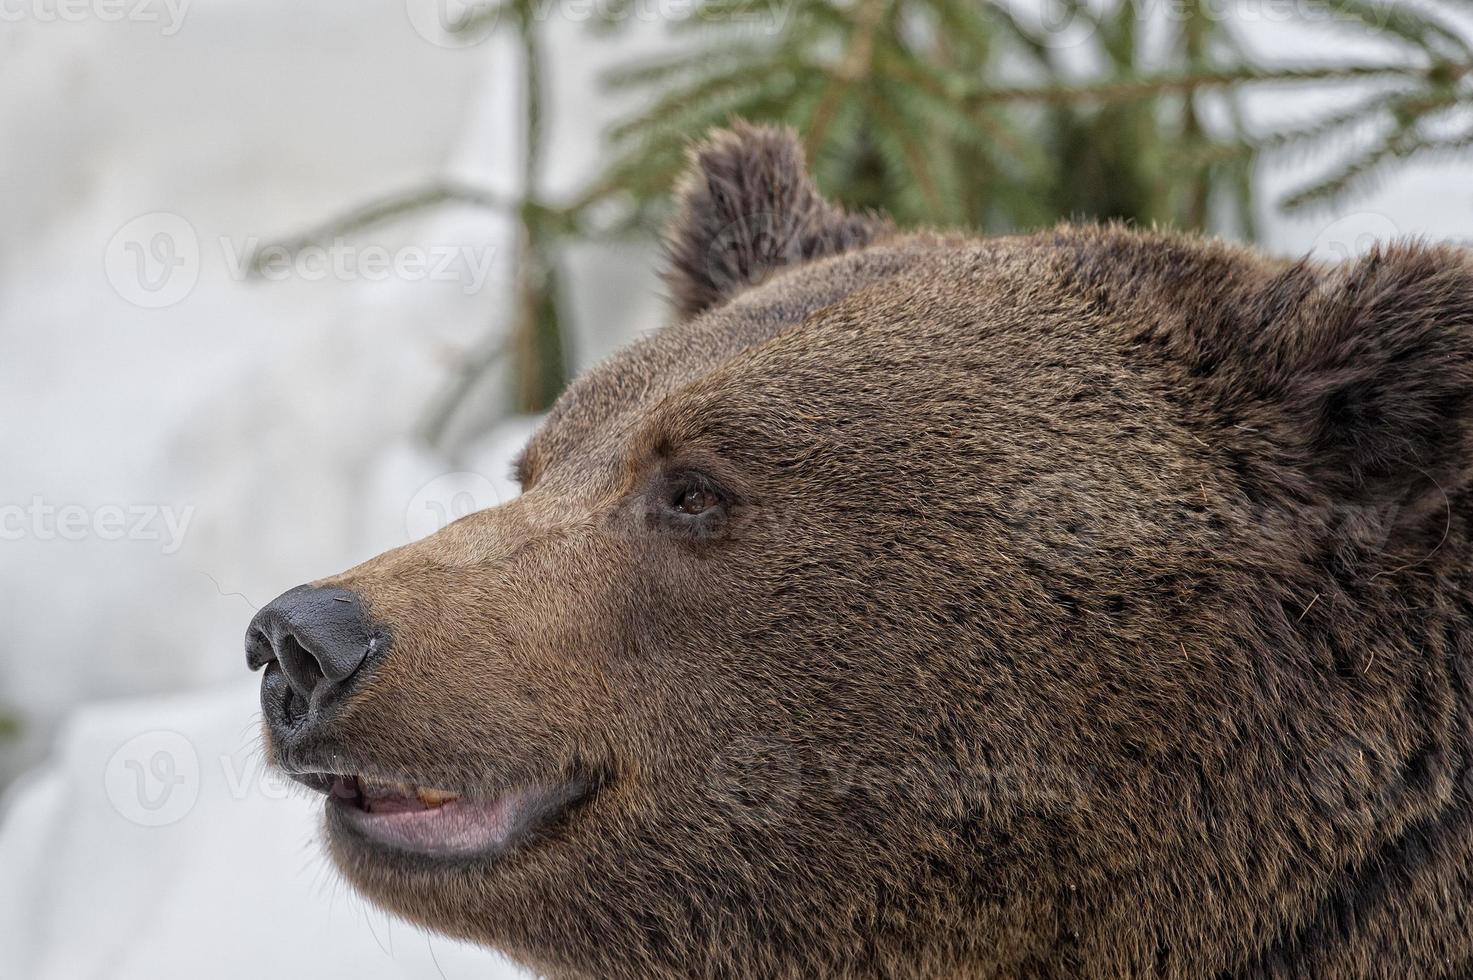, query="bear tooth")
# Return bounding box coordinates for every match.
[416,787,459,807]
